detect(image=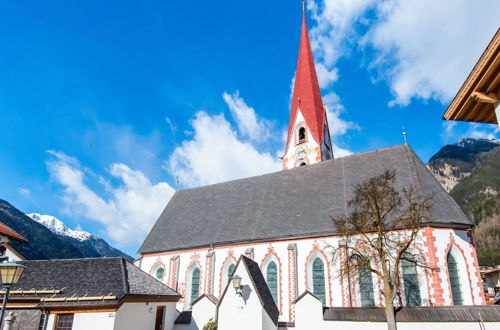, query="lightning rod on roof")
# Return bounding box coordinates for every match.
[402,127,408,145]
